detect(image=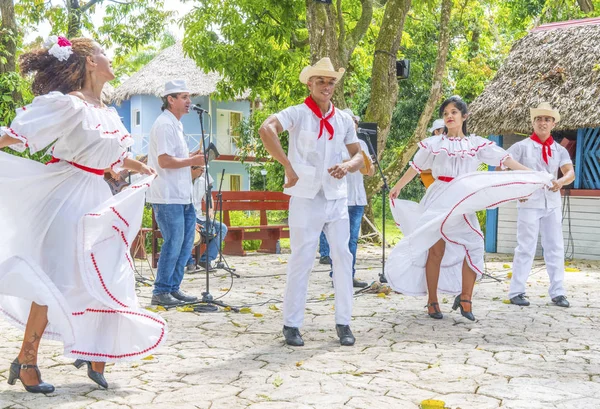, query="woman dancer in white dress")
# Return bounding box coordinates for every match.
[0,37,165,393]
[387,96,551,321]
